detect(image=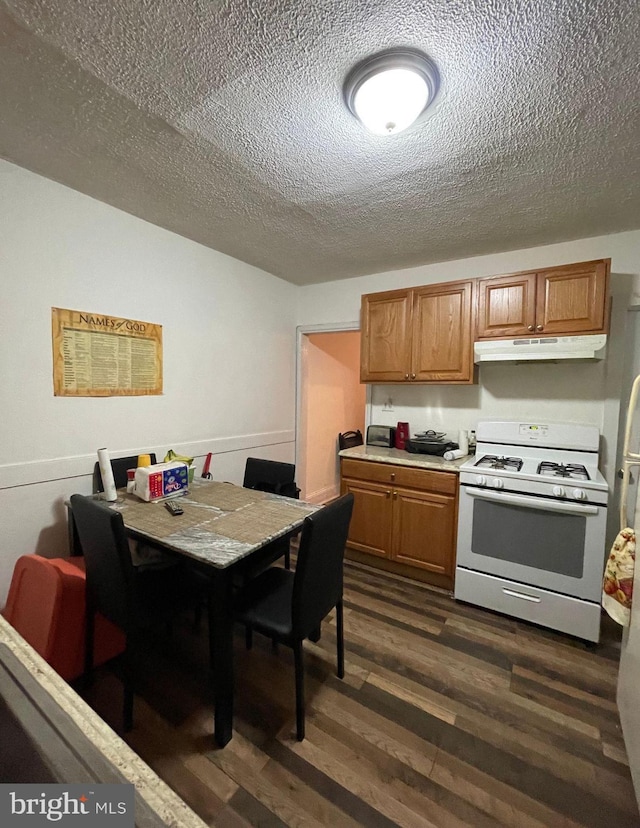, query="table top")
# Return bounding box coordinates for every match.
[111,479,318,569]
